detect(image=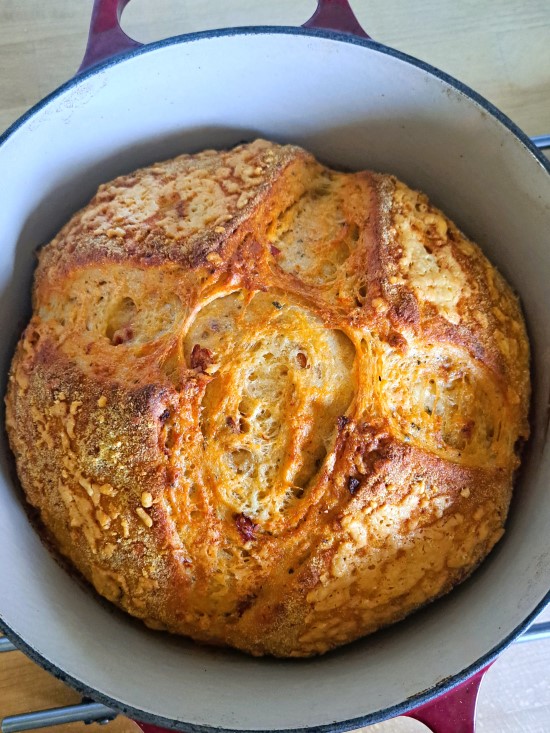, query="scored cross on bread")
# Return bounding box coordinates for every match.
[6,140,529,656]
